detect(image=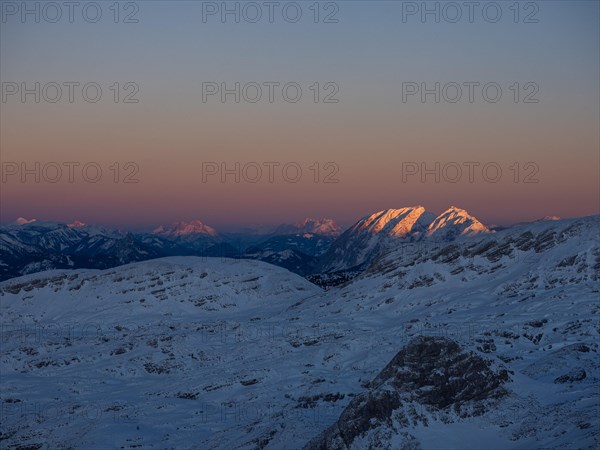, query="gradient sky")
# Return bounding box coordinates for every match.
[1,0,598,230]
